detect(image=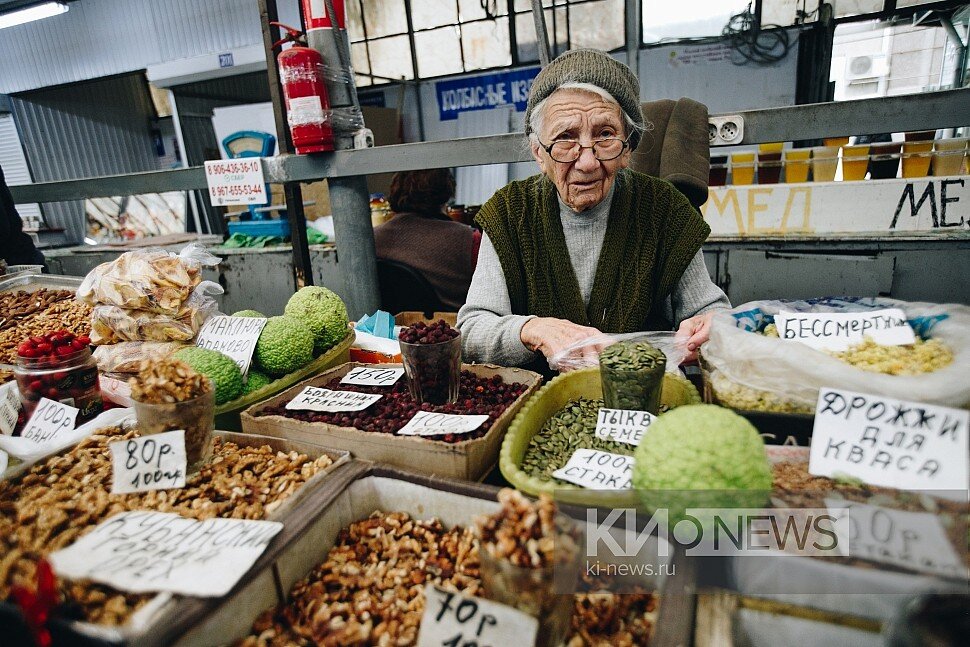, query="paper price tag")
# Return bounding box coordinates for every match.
[595,408,656,446]
[20,398,79,445]
[774,308,916,352]
[552,448,634,490]
[204,159,267,206]
[417,584,538,647]
[826,499,965,580]
[340,366,405,387]
[195,315,268,376]
[285,386,382,412]
[397,411,490,437]
[49,511,283,597]
[110,430,187,494]
[0,384,20,436]
[809,388,969,499]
